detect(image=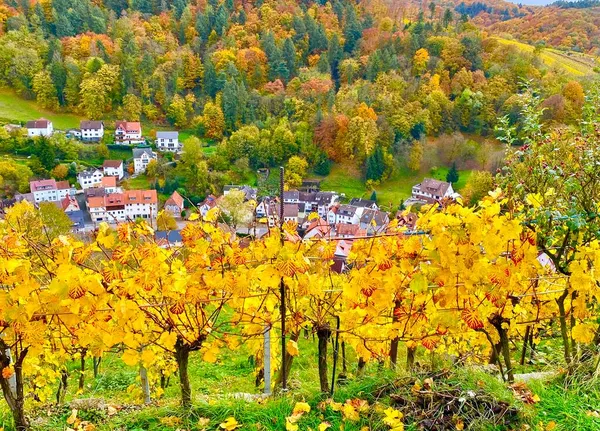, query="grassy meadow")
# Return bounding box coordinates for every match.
[493,37,599,76]
[1,331,595,431]
[0,88,83,129]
